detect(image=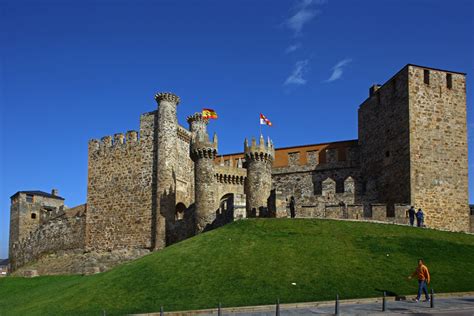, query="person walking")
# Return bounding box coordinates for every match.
[407,206,416,226]
[416,208,425,227]
[408,259,431,302]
